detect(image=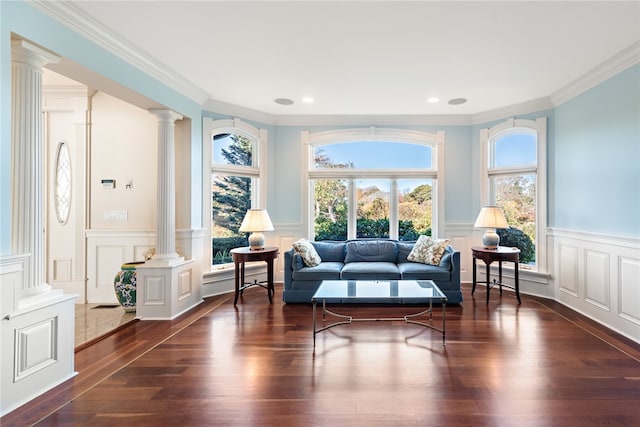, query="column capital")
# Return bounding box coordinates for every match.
[149,109,183,123]
[11,39,60,68]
